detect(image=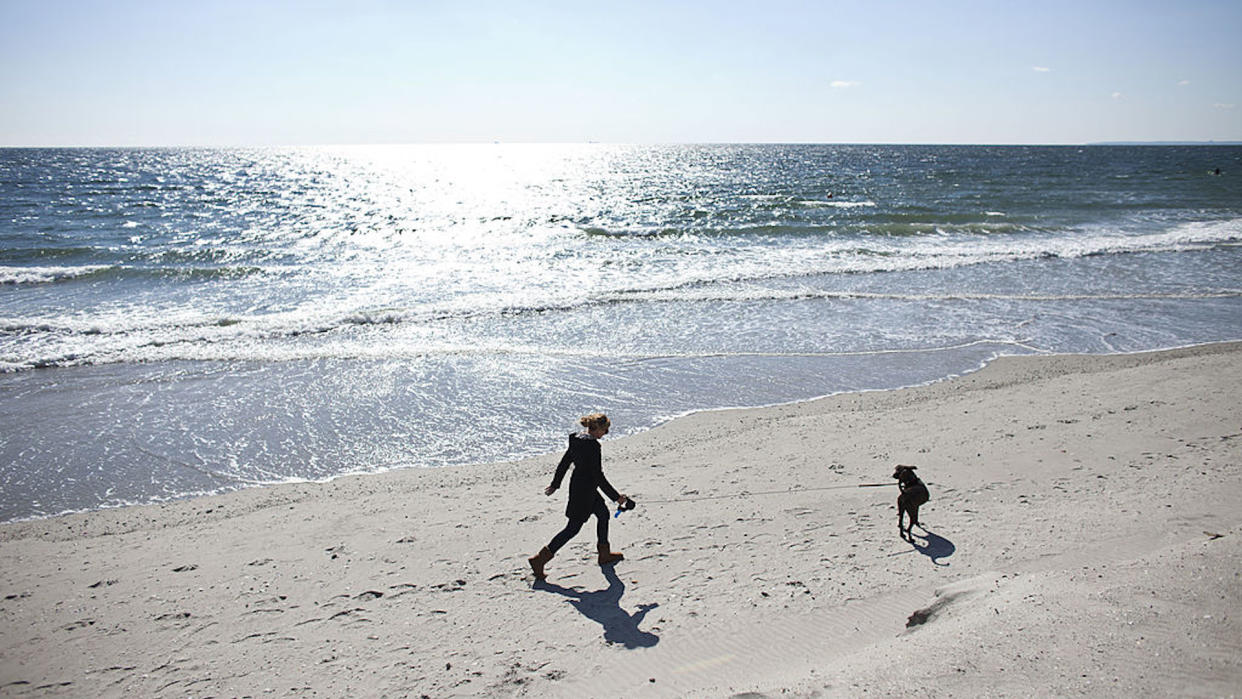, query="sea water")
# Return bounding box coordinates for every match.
[1,144,1240,521]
